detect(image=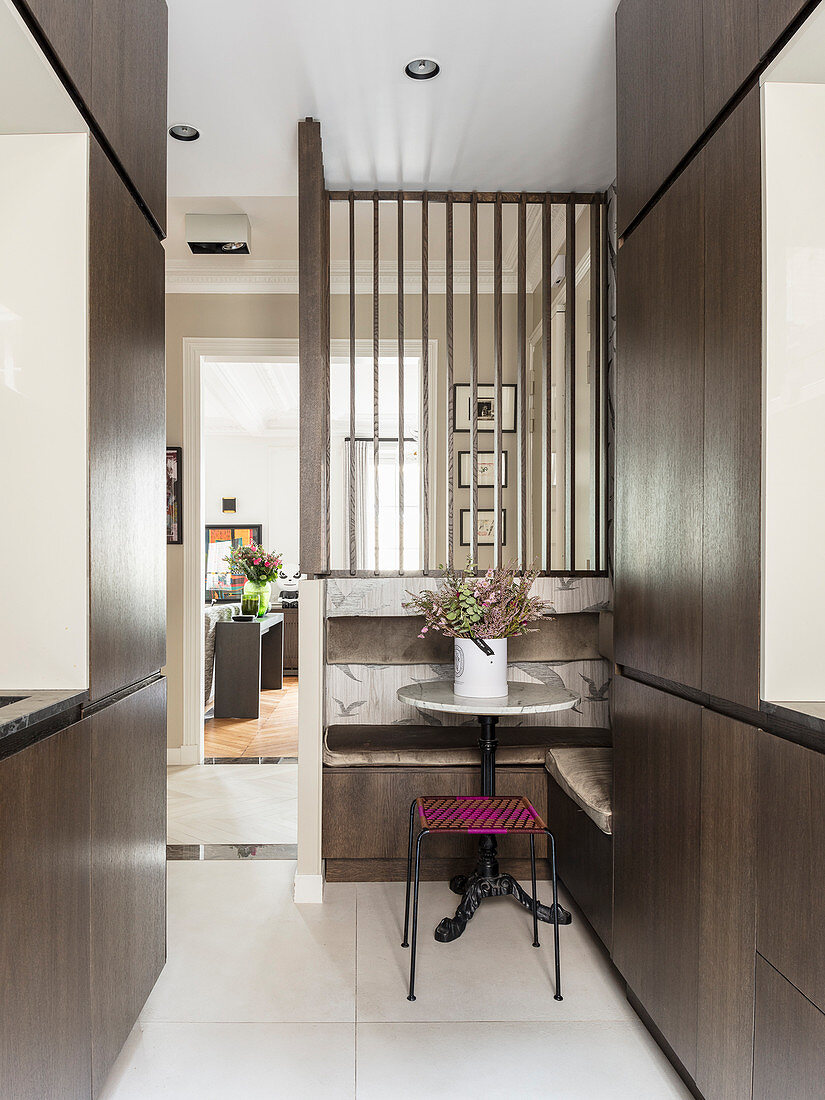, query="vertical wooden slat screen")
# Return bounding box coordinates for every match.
[469,194,479,567]
[397,194,405,574]
[446,196,455,566]
[565,200,576,570]
[421,196,430,573]
[310,181,608,578]
[590,202,601,573]
[493,194,503,568]
[517,197,527,571]
[372,194,380,574]
[601,192,609,573]
[297,118,329,577]
[348,194,356,574]
[542,198,552,573]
